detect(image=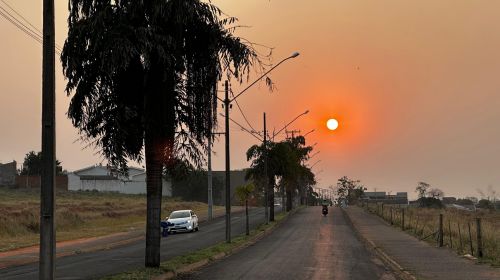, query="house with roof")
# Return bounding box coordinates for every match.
[68,164,172,196]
